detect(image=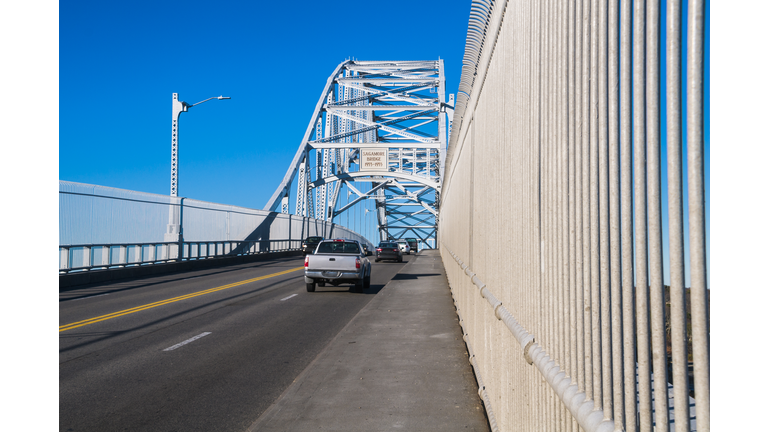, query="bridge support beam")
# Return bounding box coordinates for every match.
[264,60,452,247]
